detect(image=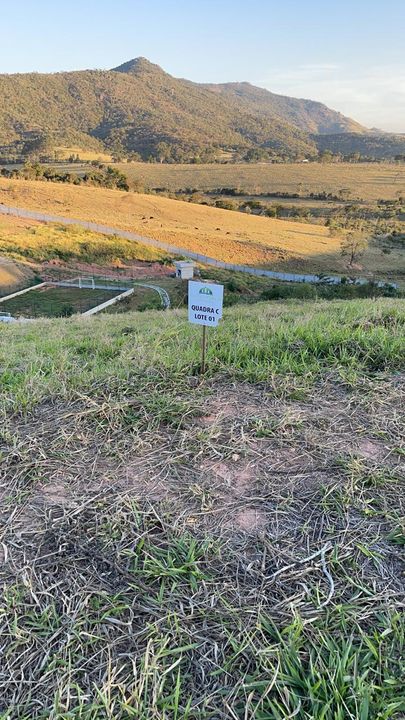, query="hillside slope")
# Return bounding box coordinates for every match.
[202,81,367,135]
[0,58,316,161]
[0,178,331,271]
[0,178,362,275]
[0,299,404,717]
[0,218,36,293]
[315,132,405,159]
[1,178,404,282]
[1,56,403,162]
[0,255,33,295]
